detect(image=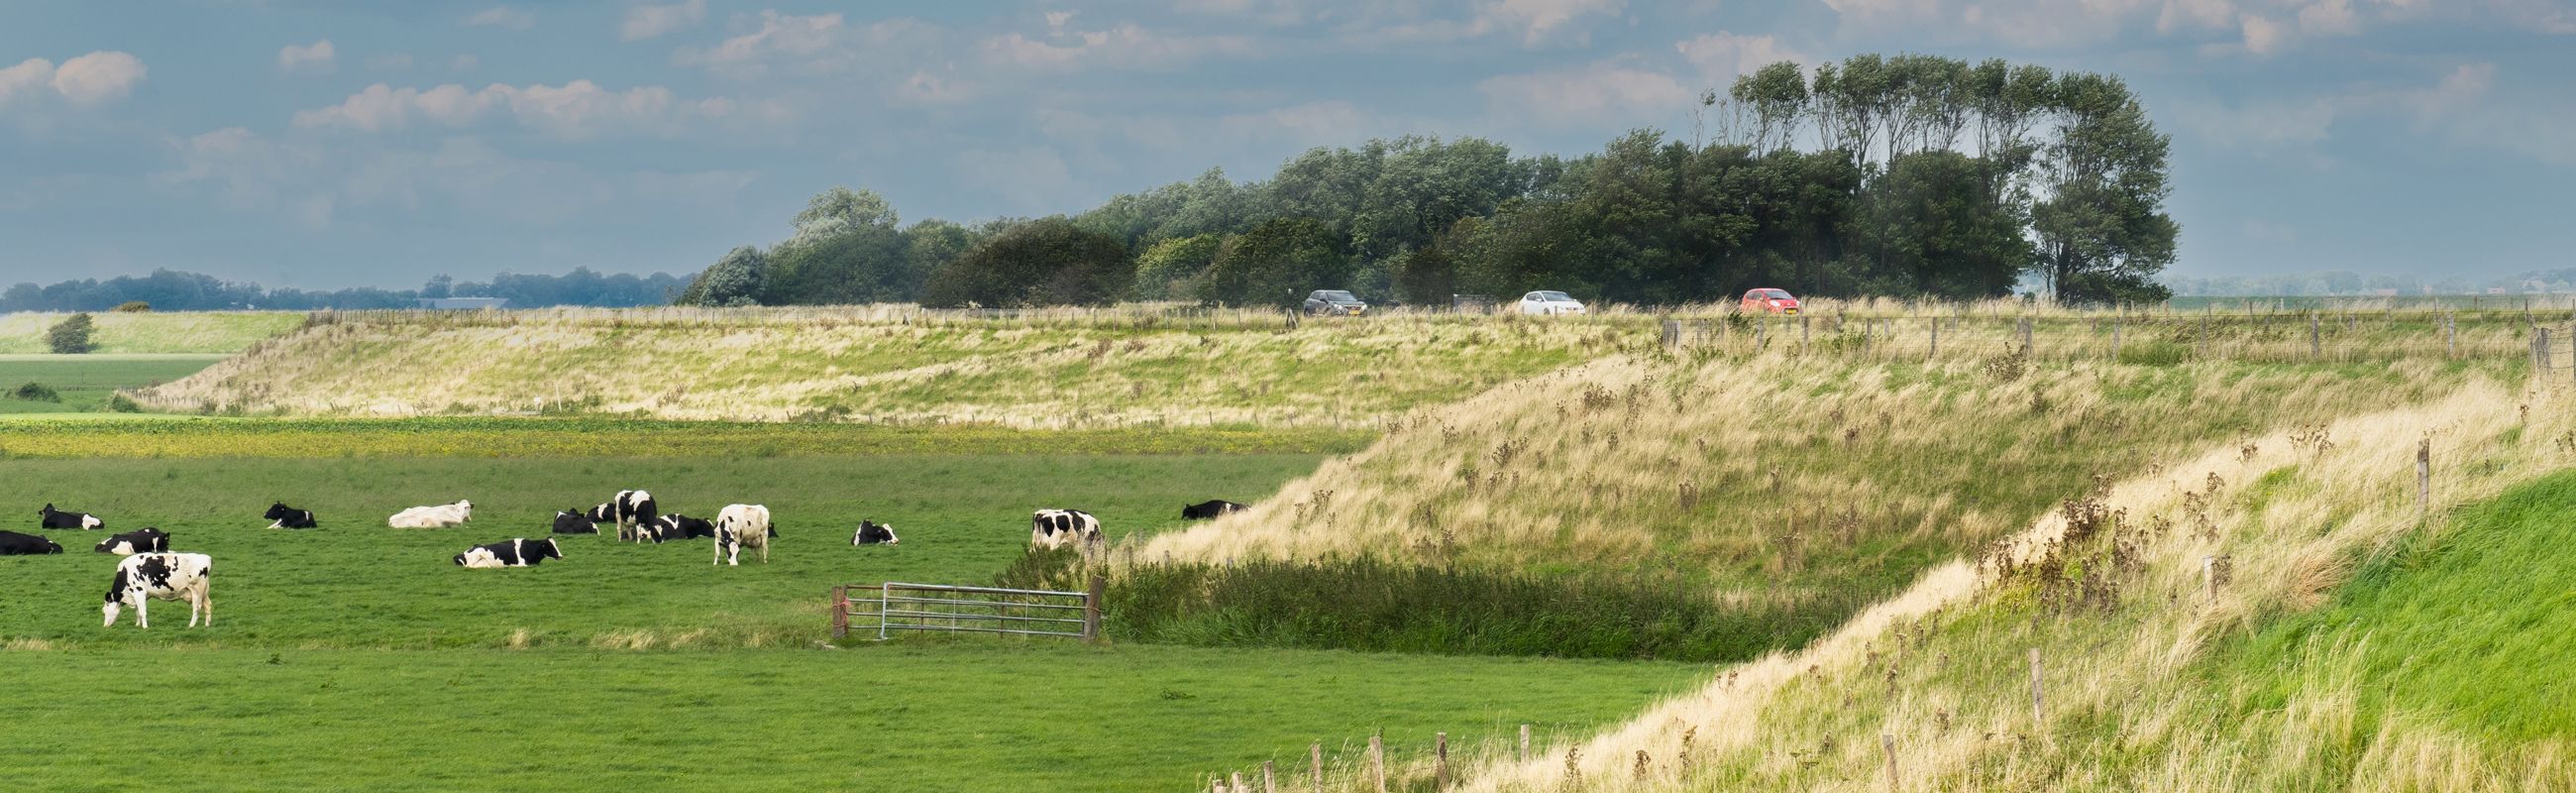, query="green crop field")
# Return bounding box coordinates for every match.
[0,354,226,414]
[0,311,302,354]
